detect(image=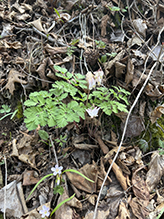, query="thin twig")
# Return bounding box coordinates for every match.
[18,64,53,84]
[49,135,59,166]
